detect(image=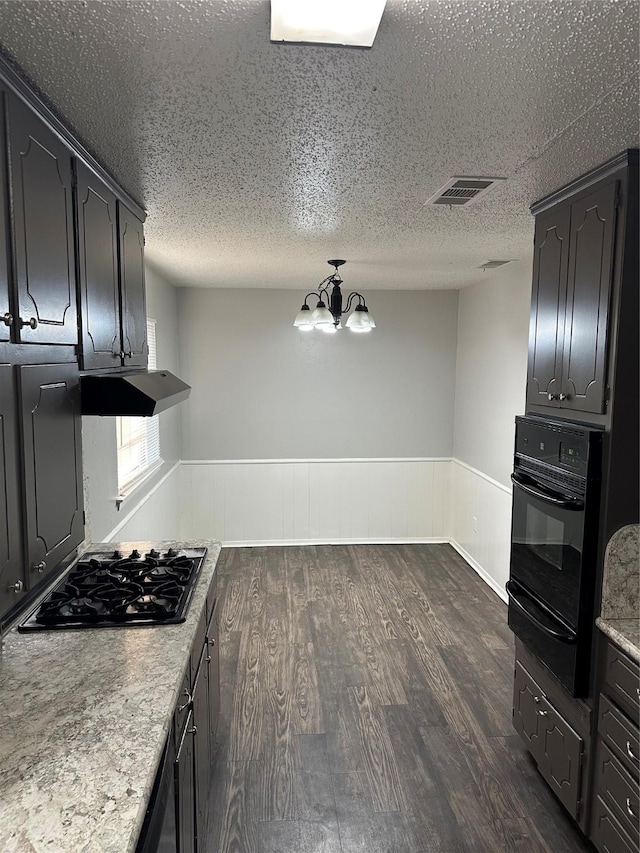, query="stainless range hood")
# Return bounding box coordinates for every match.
[80,370,191,416]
